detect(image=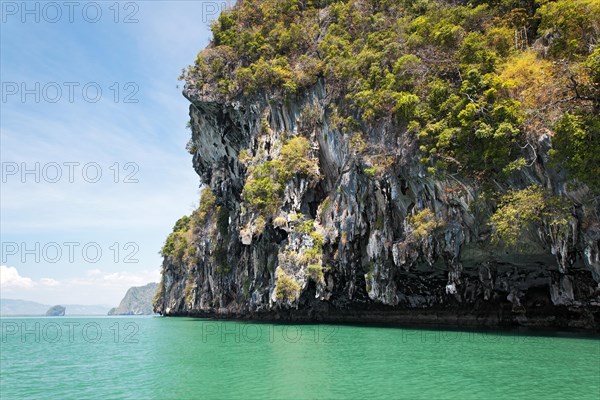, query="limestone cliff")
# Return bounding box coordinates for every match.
[109,283,158,315]
[153,81,600,329]
[154,1,600,330]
